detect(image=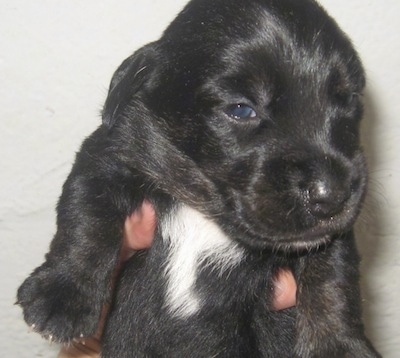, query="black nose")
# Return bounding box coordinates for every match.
[307,179,350,218]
